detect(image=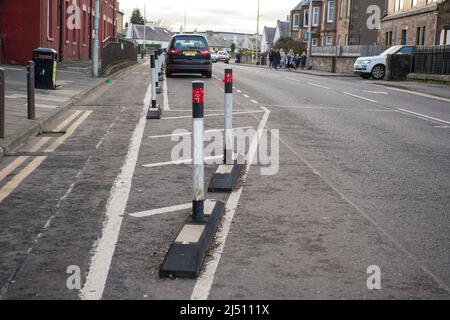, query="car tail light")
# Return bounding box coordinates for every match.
[169,48,181,55]
[199,50,210,55]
